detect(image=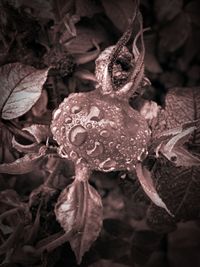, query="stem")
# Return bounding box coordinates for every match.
[36,231,74,254]
[0,207,20,220]
[108,1,139,74]
[75,164,91,182]
[2,121,35,143]
[116,12,145,99]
